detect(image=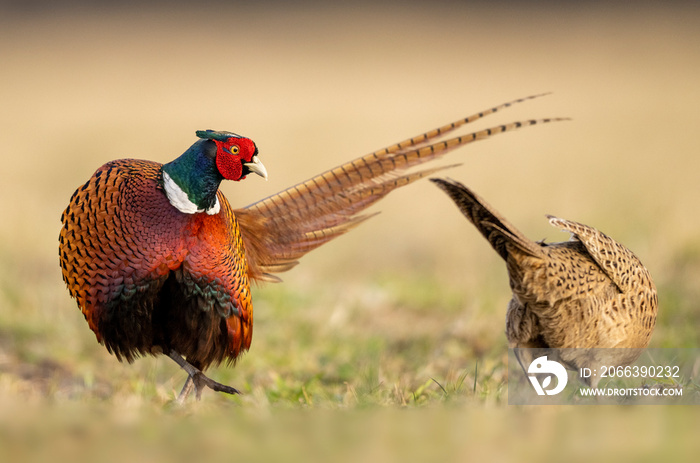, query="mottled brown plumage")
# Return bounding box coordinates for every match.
[431,179,657,386]
[60,95,562,401]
